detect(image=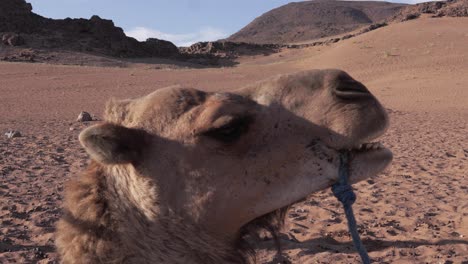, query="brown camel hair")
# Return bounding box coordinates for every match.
[56,69,393,263]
